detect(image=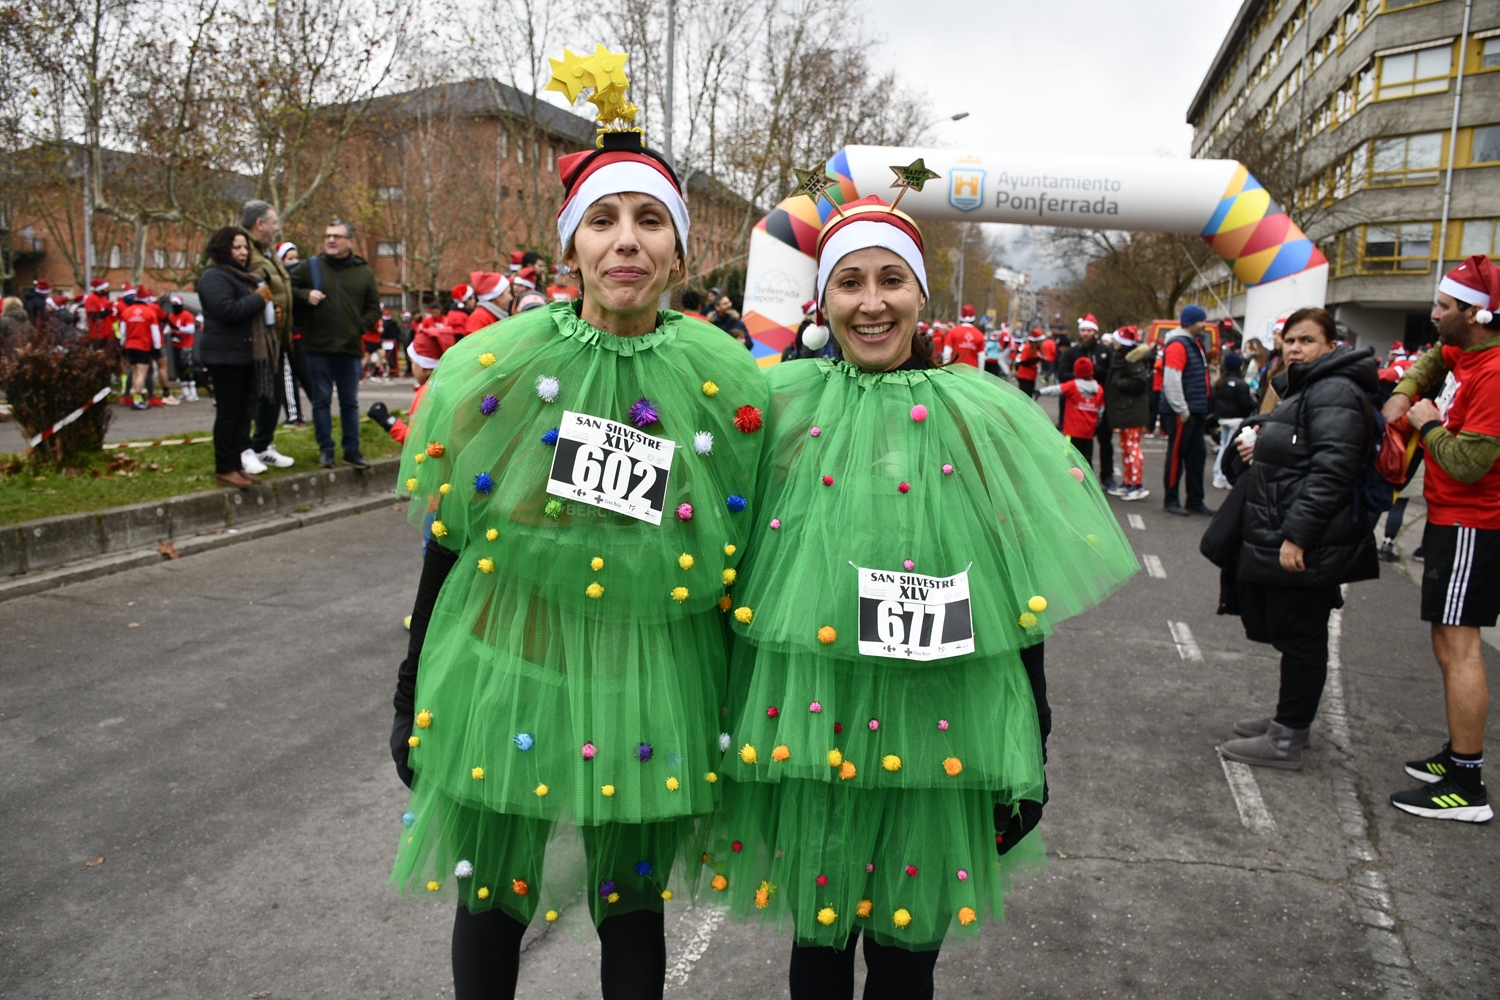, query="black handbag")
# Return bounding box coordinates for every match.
[1199,463,1256,569]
